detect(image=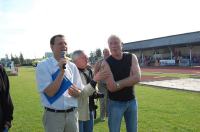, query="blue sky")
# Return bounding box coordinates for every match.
[0,0,34,58]
[0,0,200,59]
